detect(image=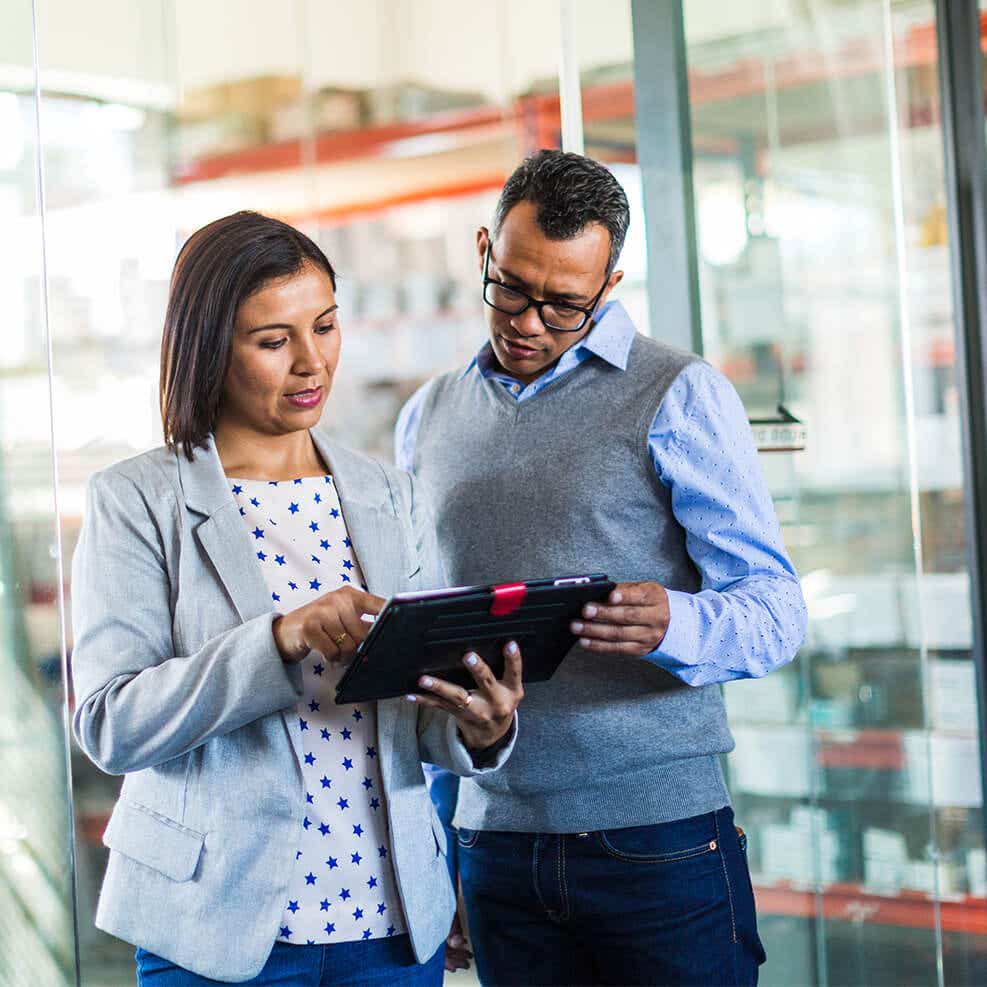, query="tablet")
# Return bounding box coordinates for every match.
[334,574,614,705]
